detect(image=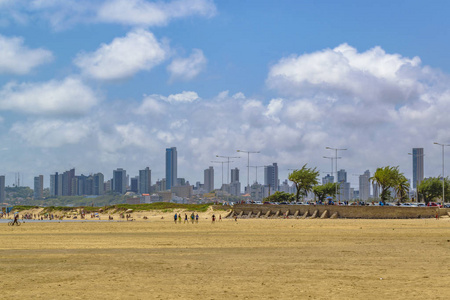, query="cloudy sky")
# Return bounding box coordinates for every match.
[1,0,450,189]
